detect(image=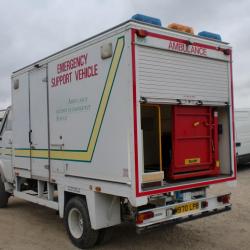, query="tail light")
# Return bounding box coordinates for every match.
[217,194,230,204]
[136,211,154,224]
[135,29,148,38]
[201,200,208,209]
